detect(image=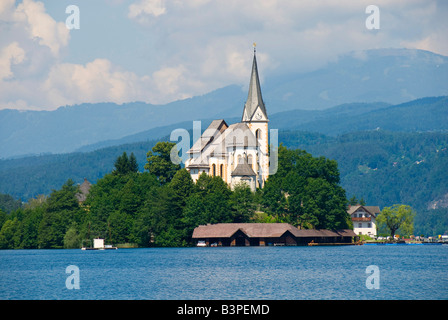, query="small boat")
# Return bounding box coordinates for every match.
[197,240,207,247]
